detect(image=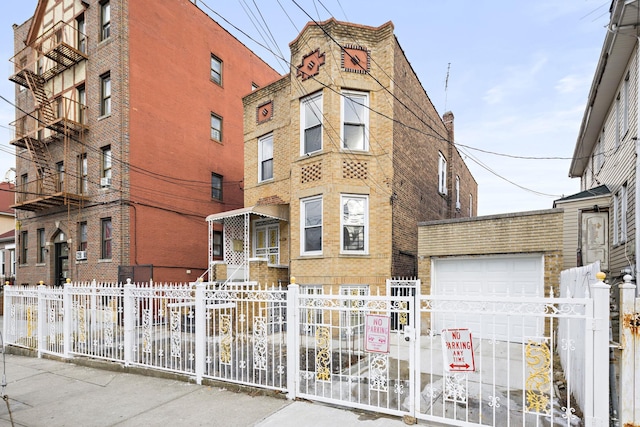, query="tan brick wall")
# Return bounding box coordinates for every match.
[417,209,564,296]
